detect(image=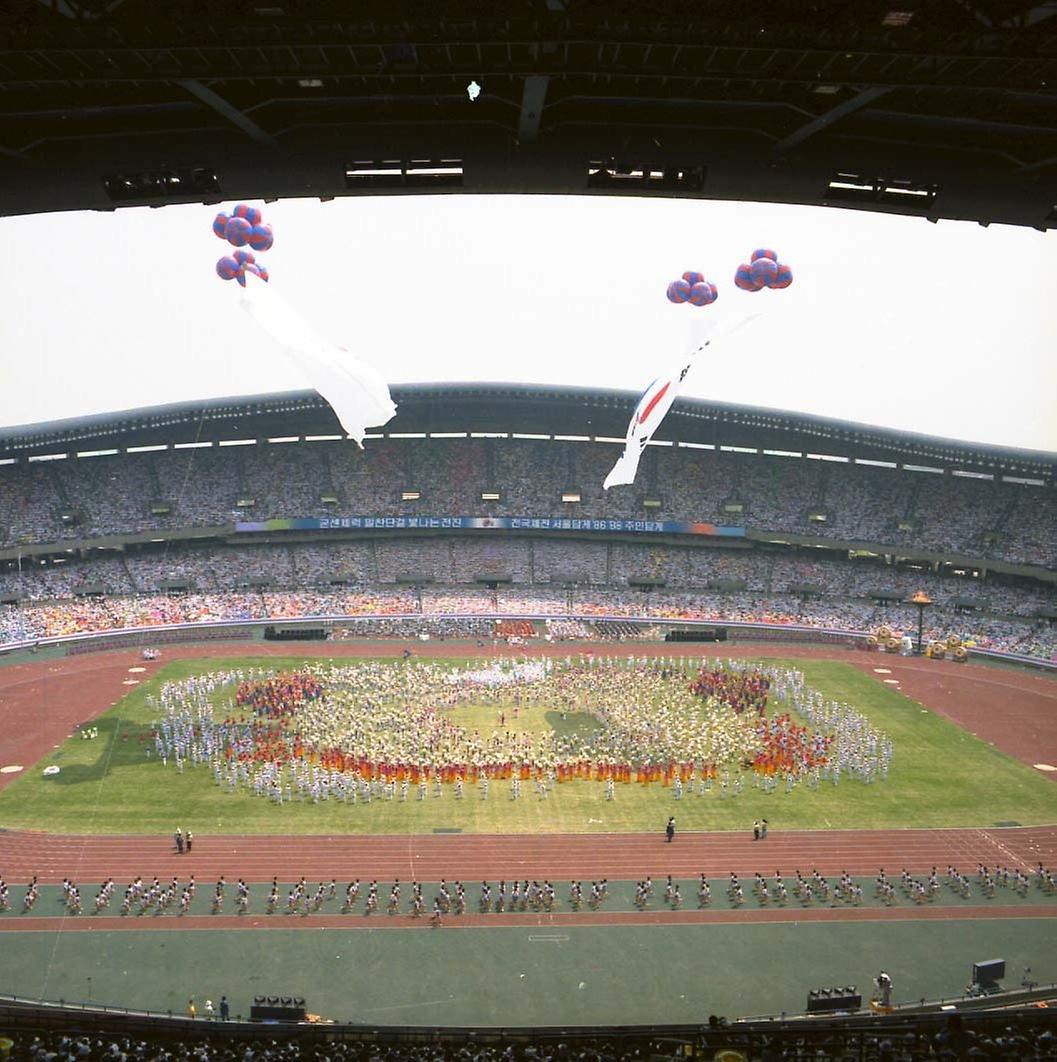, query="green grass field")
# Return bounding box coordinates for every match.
[445,703,603,742]
[0,655,1054,835]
